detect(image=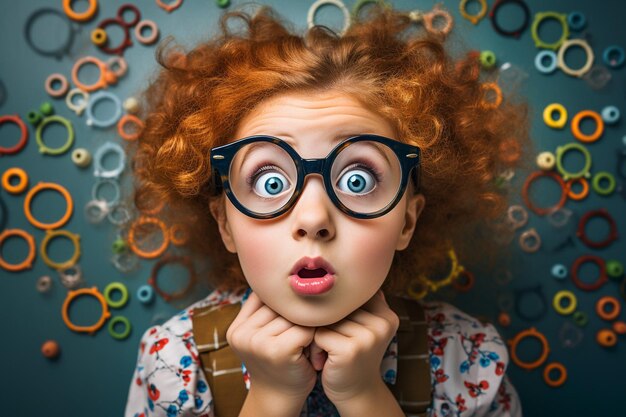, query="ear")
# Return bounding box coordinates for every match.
[396,193,425,251]
[209,196,237,253]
